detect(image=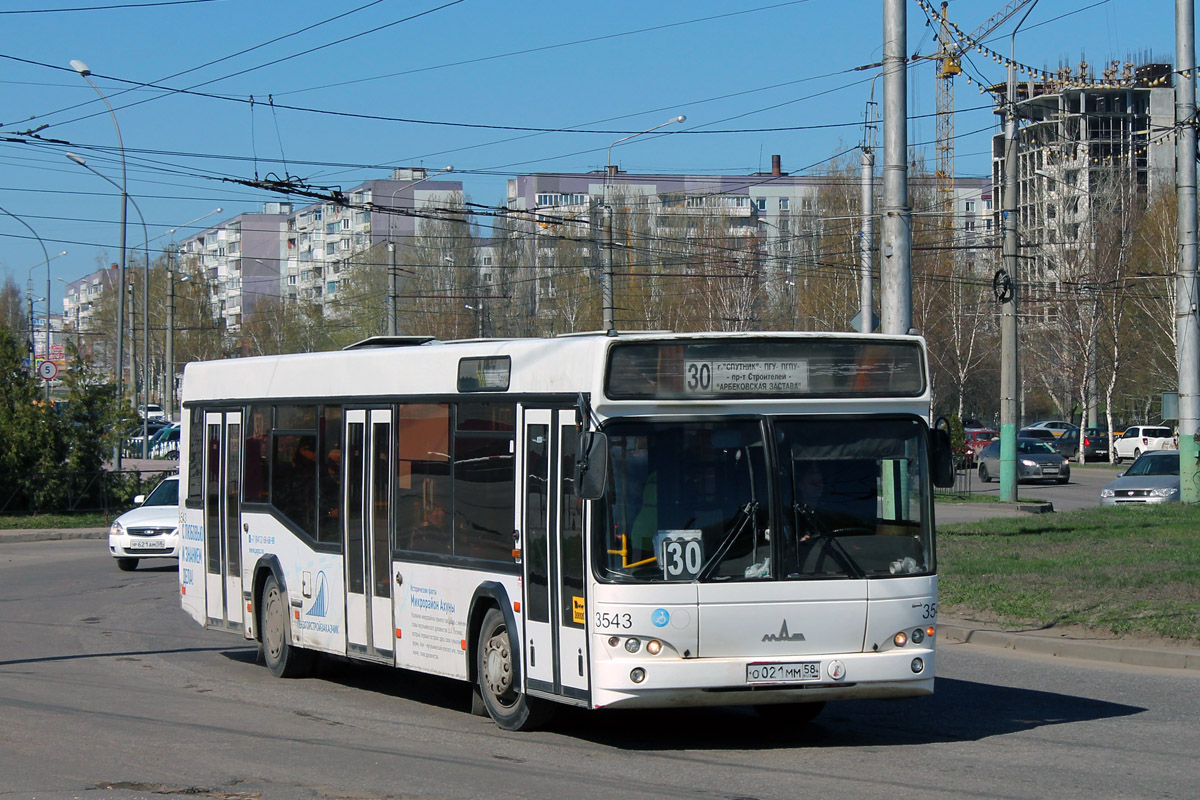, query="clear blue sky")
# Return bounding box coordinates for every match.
[0,0,1180,312]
